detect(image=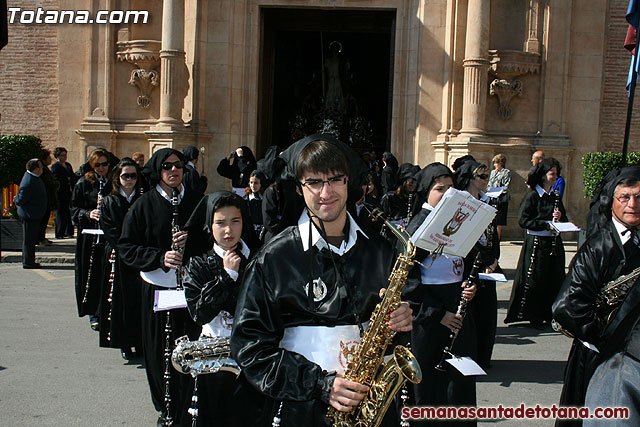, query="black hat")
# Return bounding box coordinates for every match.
[452,155,476,172]
[397,163,420,185]
[526,161,554,189]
